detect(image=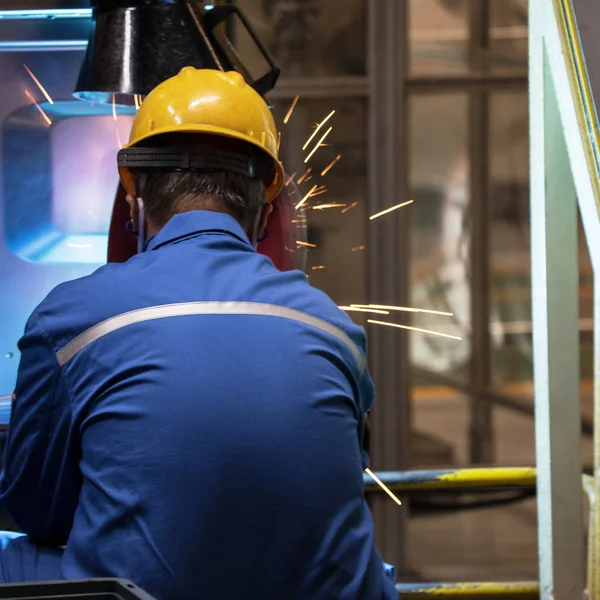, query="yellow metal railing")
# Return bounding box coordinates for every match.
[366,467,539,598]
[364,468,537,493]
[395,582,539,600]
[366,467,599,597]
